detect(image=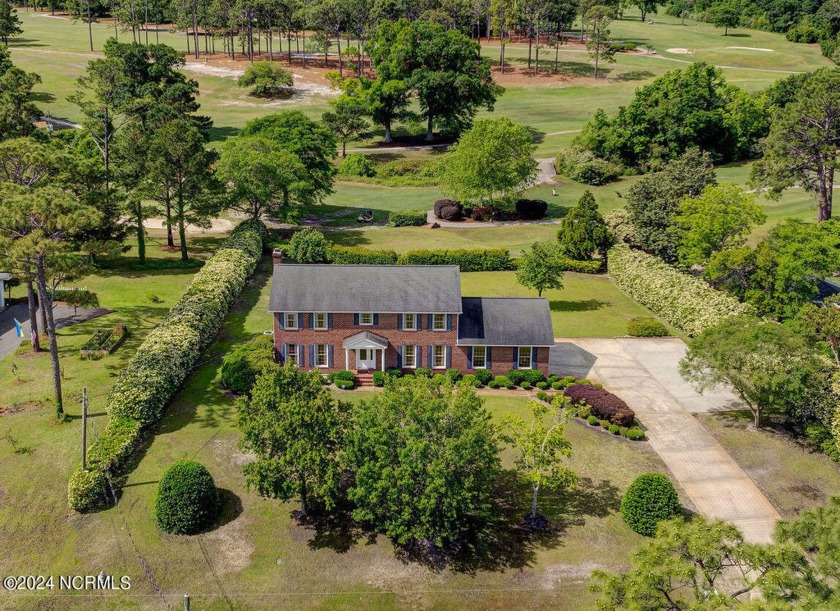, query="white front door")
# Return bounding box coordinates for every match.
[357,348,376,370]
